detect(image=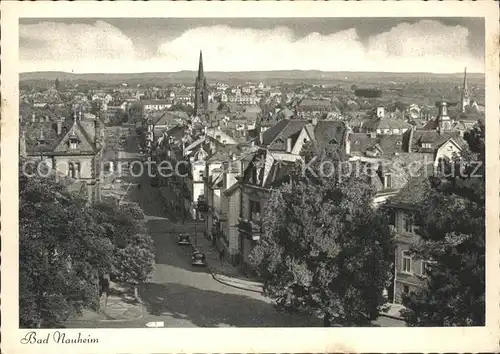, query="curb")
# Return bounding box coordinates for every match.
[378,312,404,321]
[189,242,263,294]
[211,273,263,294]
